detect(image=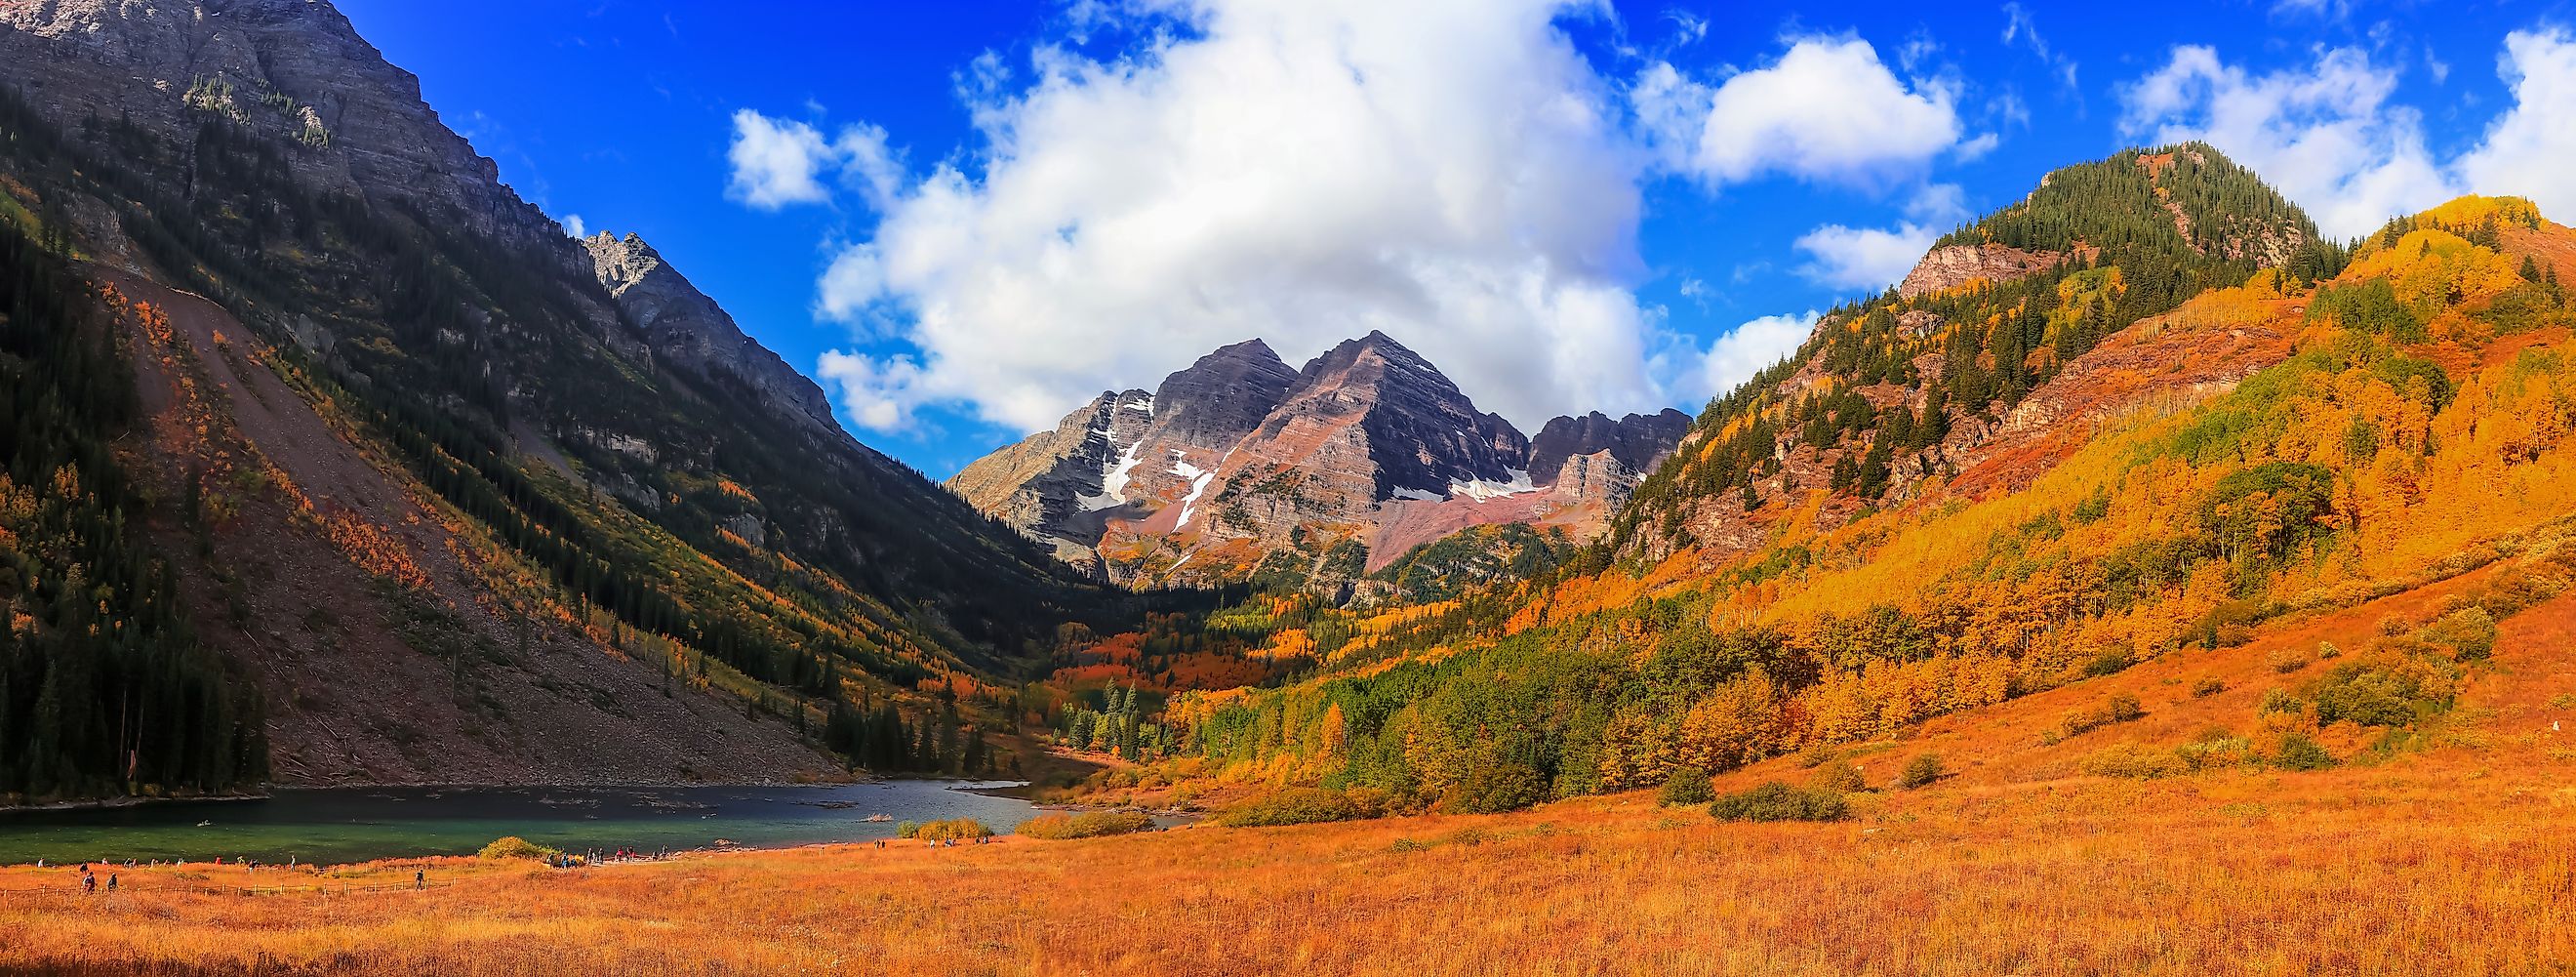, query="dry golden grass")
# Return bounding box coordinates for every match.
[9,549,2575,975]
[4,758,2571,976]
